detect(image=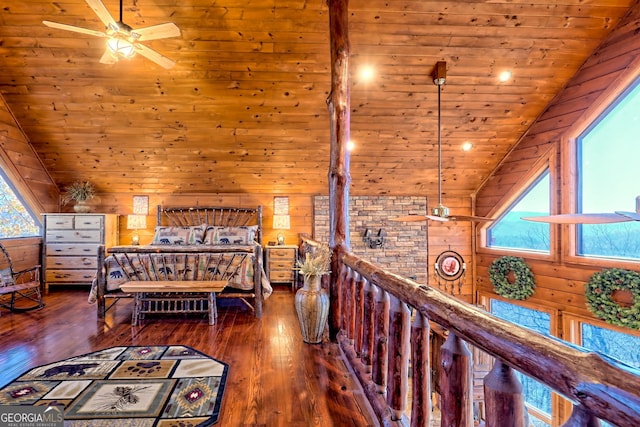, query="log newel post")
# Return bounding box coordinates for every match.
[440,332,473,427]
[561,405,602,427]
[386,295,410,421]
[326,0,351,341]
[361,279,376,372]
[483,359,527,427]
[411,312,431,427]
[372,287,390,394]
